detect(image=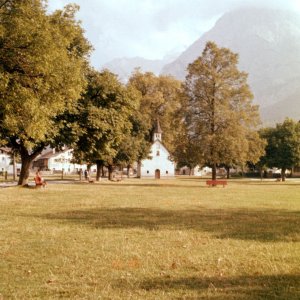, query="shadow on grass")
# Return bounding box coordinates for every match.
[96,183,207,188]
[42,207,300,242]
[136,274,300,299]
[39,178,300,188]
